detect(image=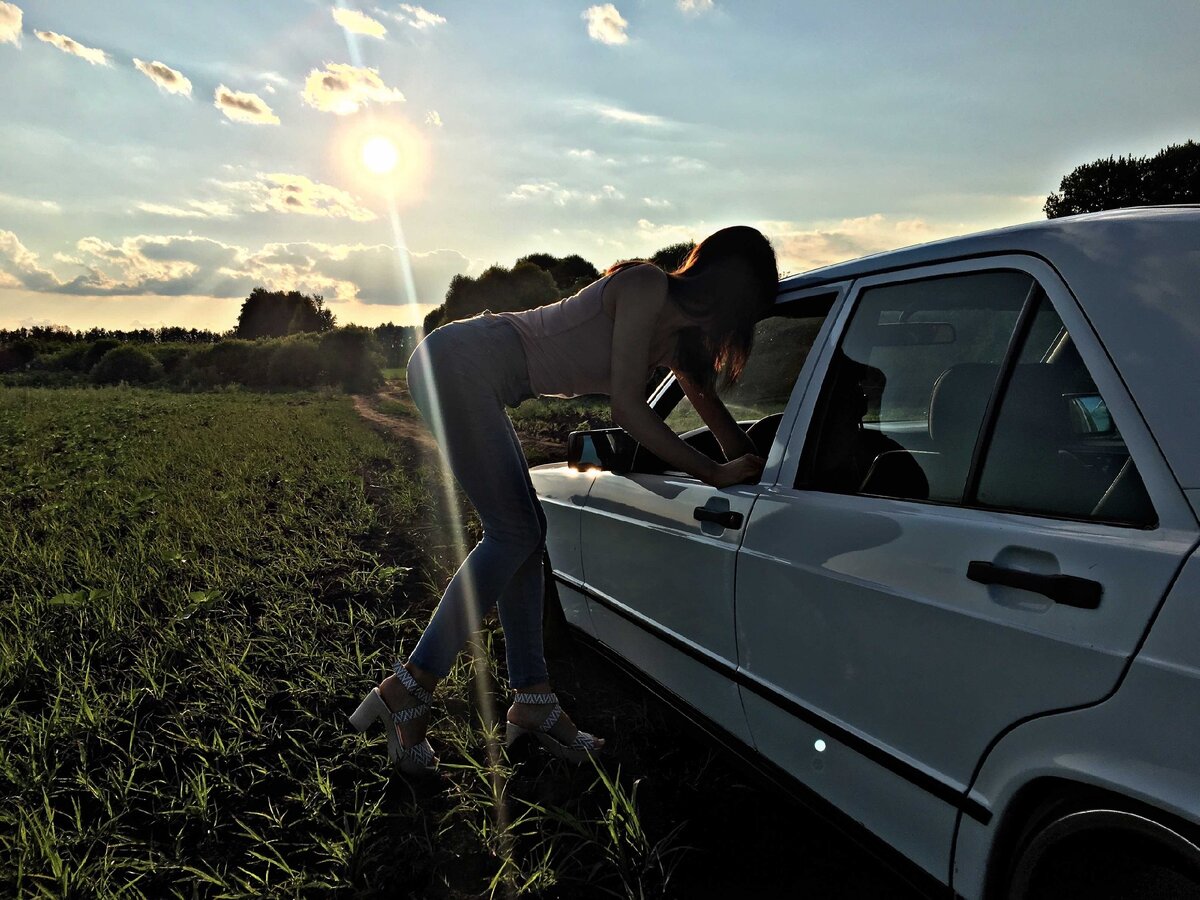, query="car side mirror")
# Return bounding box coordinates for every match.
[567,427,636,474]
